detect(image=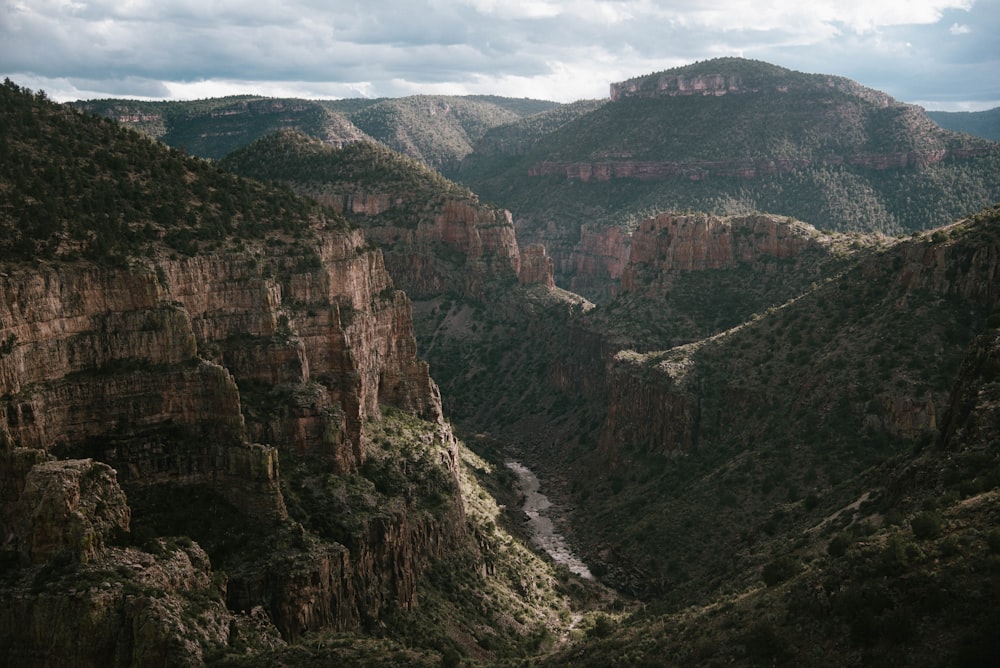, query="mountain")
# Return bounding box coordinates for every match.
[345,95,559,174]
[0,79,603,666]
[74,94,560,171]
[6,56,1000,667]
[929,106,1000,142]
[456,58,1000,299]
[74,95,373,159]
[218,131,529,300]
